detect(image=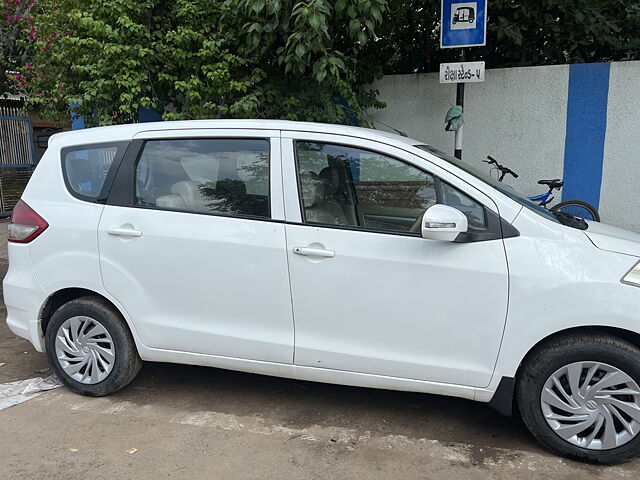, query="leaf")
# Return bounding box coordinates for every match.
[34,368,50,374]
[251,0,265,14]
[309,13,322,29]
[370,6,383,24]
